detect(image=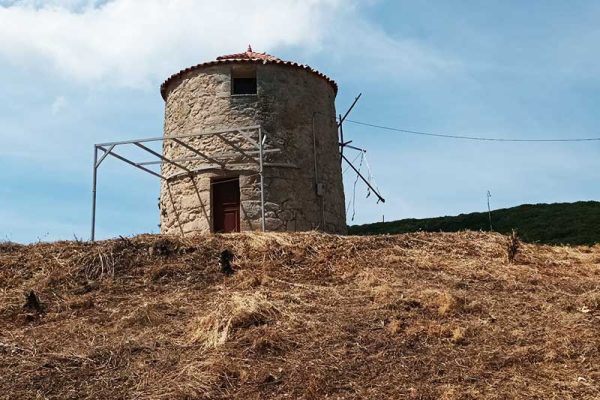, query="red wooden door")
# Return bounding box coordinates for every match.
[213,178,240,233]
